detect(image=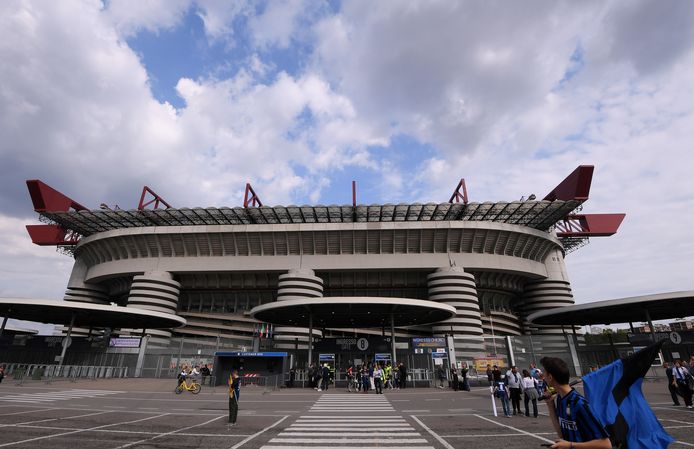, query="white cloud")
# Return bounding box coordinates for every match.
[104,0,192,36]
[0,0,692,315]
